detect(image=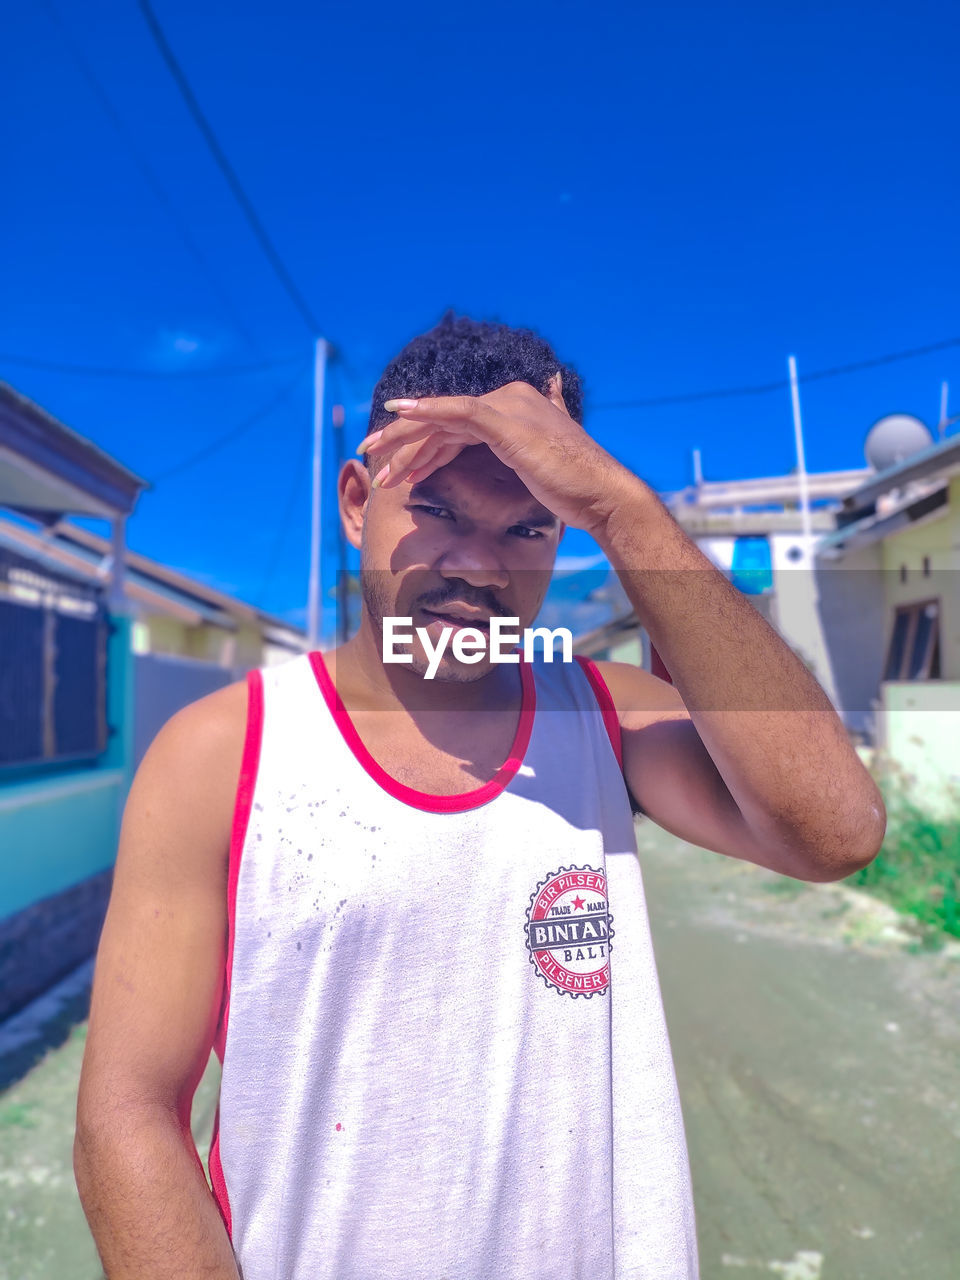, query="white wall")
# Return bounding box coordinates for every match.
[768,532,839,706]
